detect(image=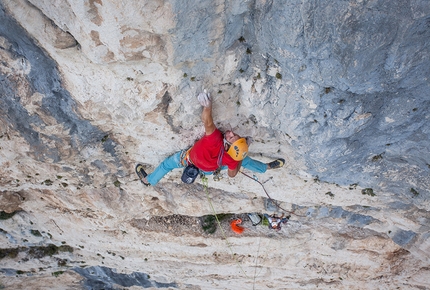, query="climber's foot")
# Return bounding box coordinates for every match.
[267,158,285,169]
[135,164,150,186]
